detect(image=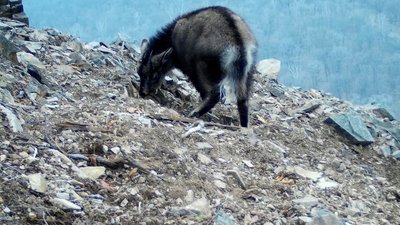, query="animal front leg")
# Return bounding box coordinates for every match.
[188,89,220,118]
